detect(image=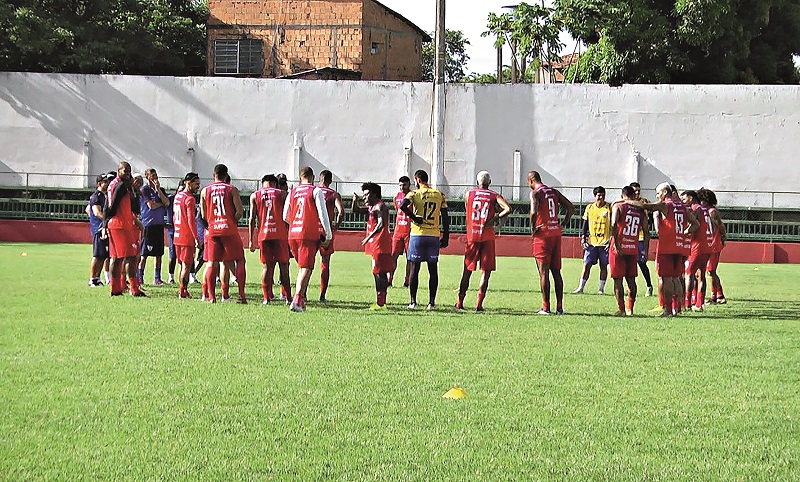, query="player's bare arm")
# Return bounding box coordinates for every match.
[232,186,244,222]
[248,192,258,252]
[351,193,368,214]
[529,192,540,233]
[440,197,450,248]
[334,193,345,230]
[199,188,207,222]
[710,207,727,244]
[685,208,700,234]
[400,198,422,225]
[557,189,575,227]
[488,194,512,229]
[642,214,651,254]
[610,203,623,252]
